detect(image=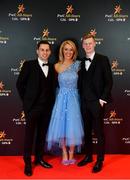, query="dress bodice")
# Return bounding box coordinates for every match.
[58,61,80,89]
